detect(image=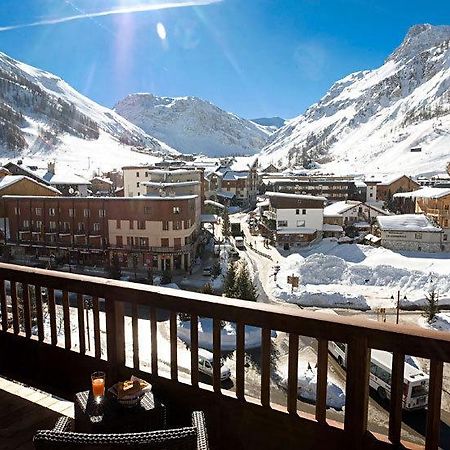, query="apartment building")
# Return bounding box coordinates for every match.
[376,175,420,203]
[261,176,366,202]
[4,194,200,271]
[261,192,326,249]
